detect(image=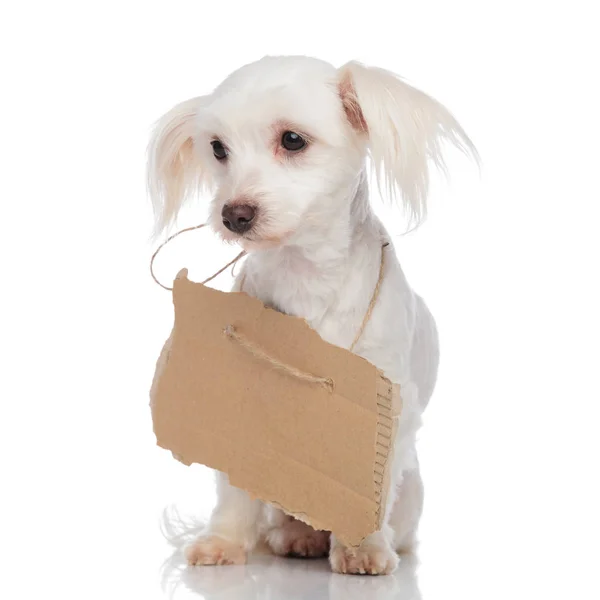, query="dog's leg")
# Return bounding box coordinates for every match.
[185,472,262,566]
[329,485,400,576]
[328,465,423,574]
[390,466,424,553]
[266,510,331,558]
[329,525,399,575]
